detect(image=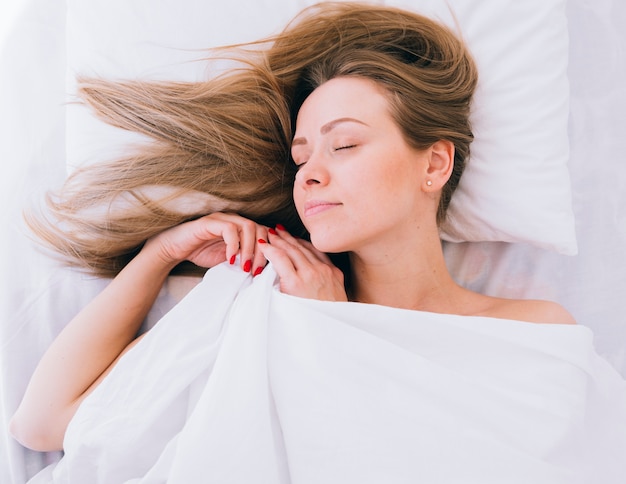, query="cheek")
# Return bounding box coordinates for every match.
[358,166,396,201]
